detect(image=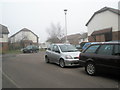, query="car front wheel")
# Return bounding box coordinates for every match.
[85,62,96,76]
[59,59,65,68]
